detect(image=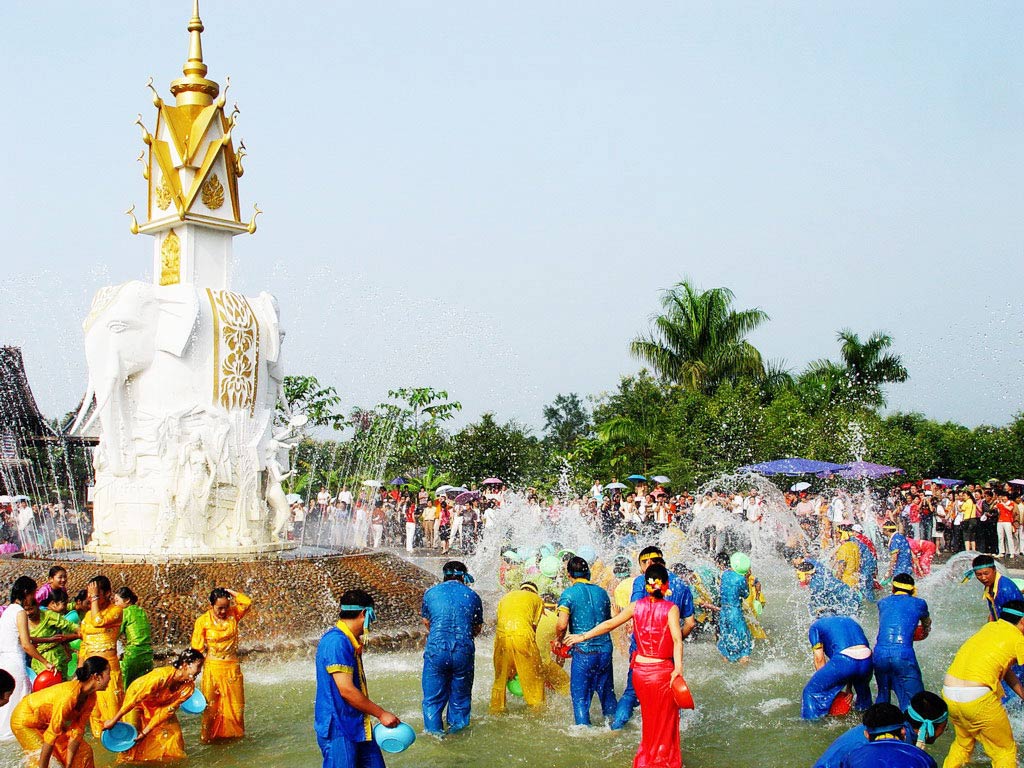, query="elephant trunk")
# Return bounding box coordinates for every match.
[93,369,134,477]
[69,376,96,436]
